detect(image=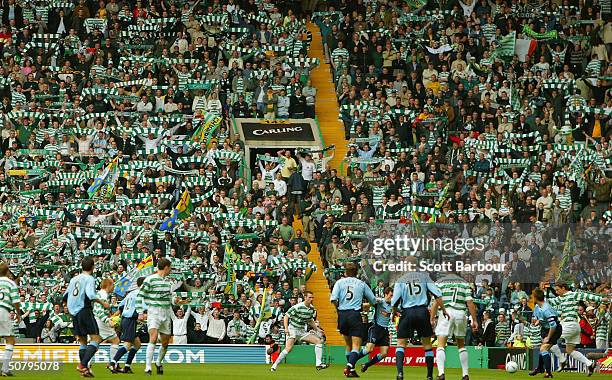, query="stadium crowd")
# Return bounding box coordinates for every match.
[0,0,320,346]
[0,0,608,357]
[310,0,611,349]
